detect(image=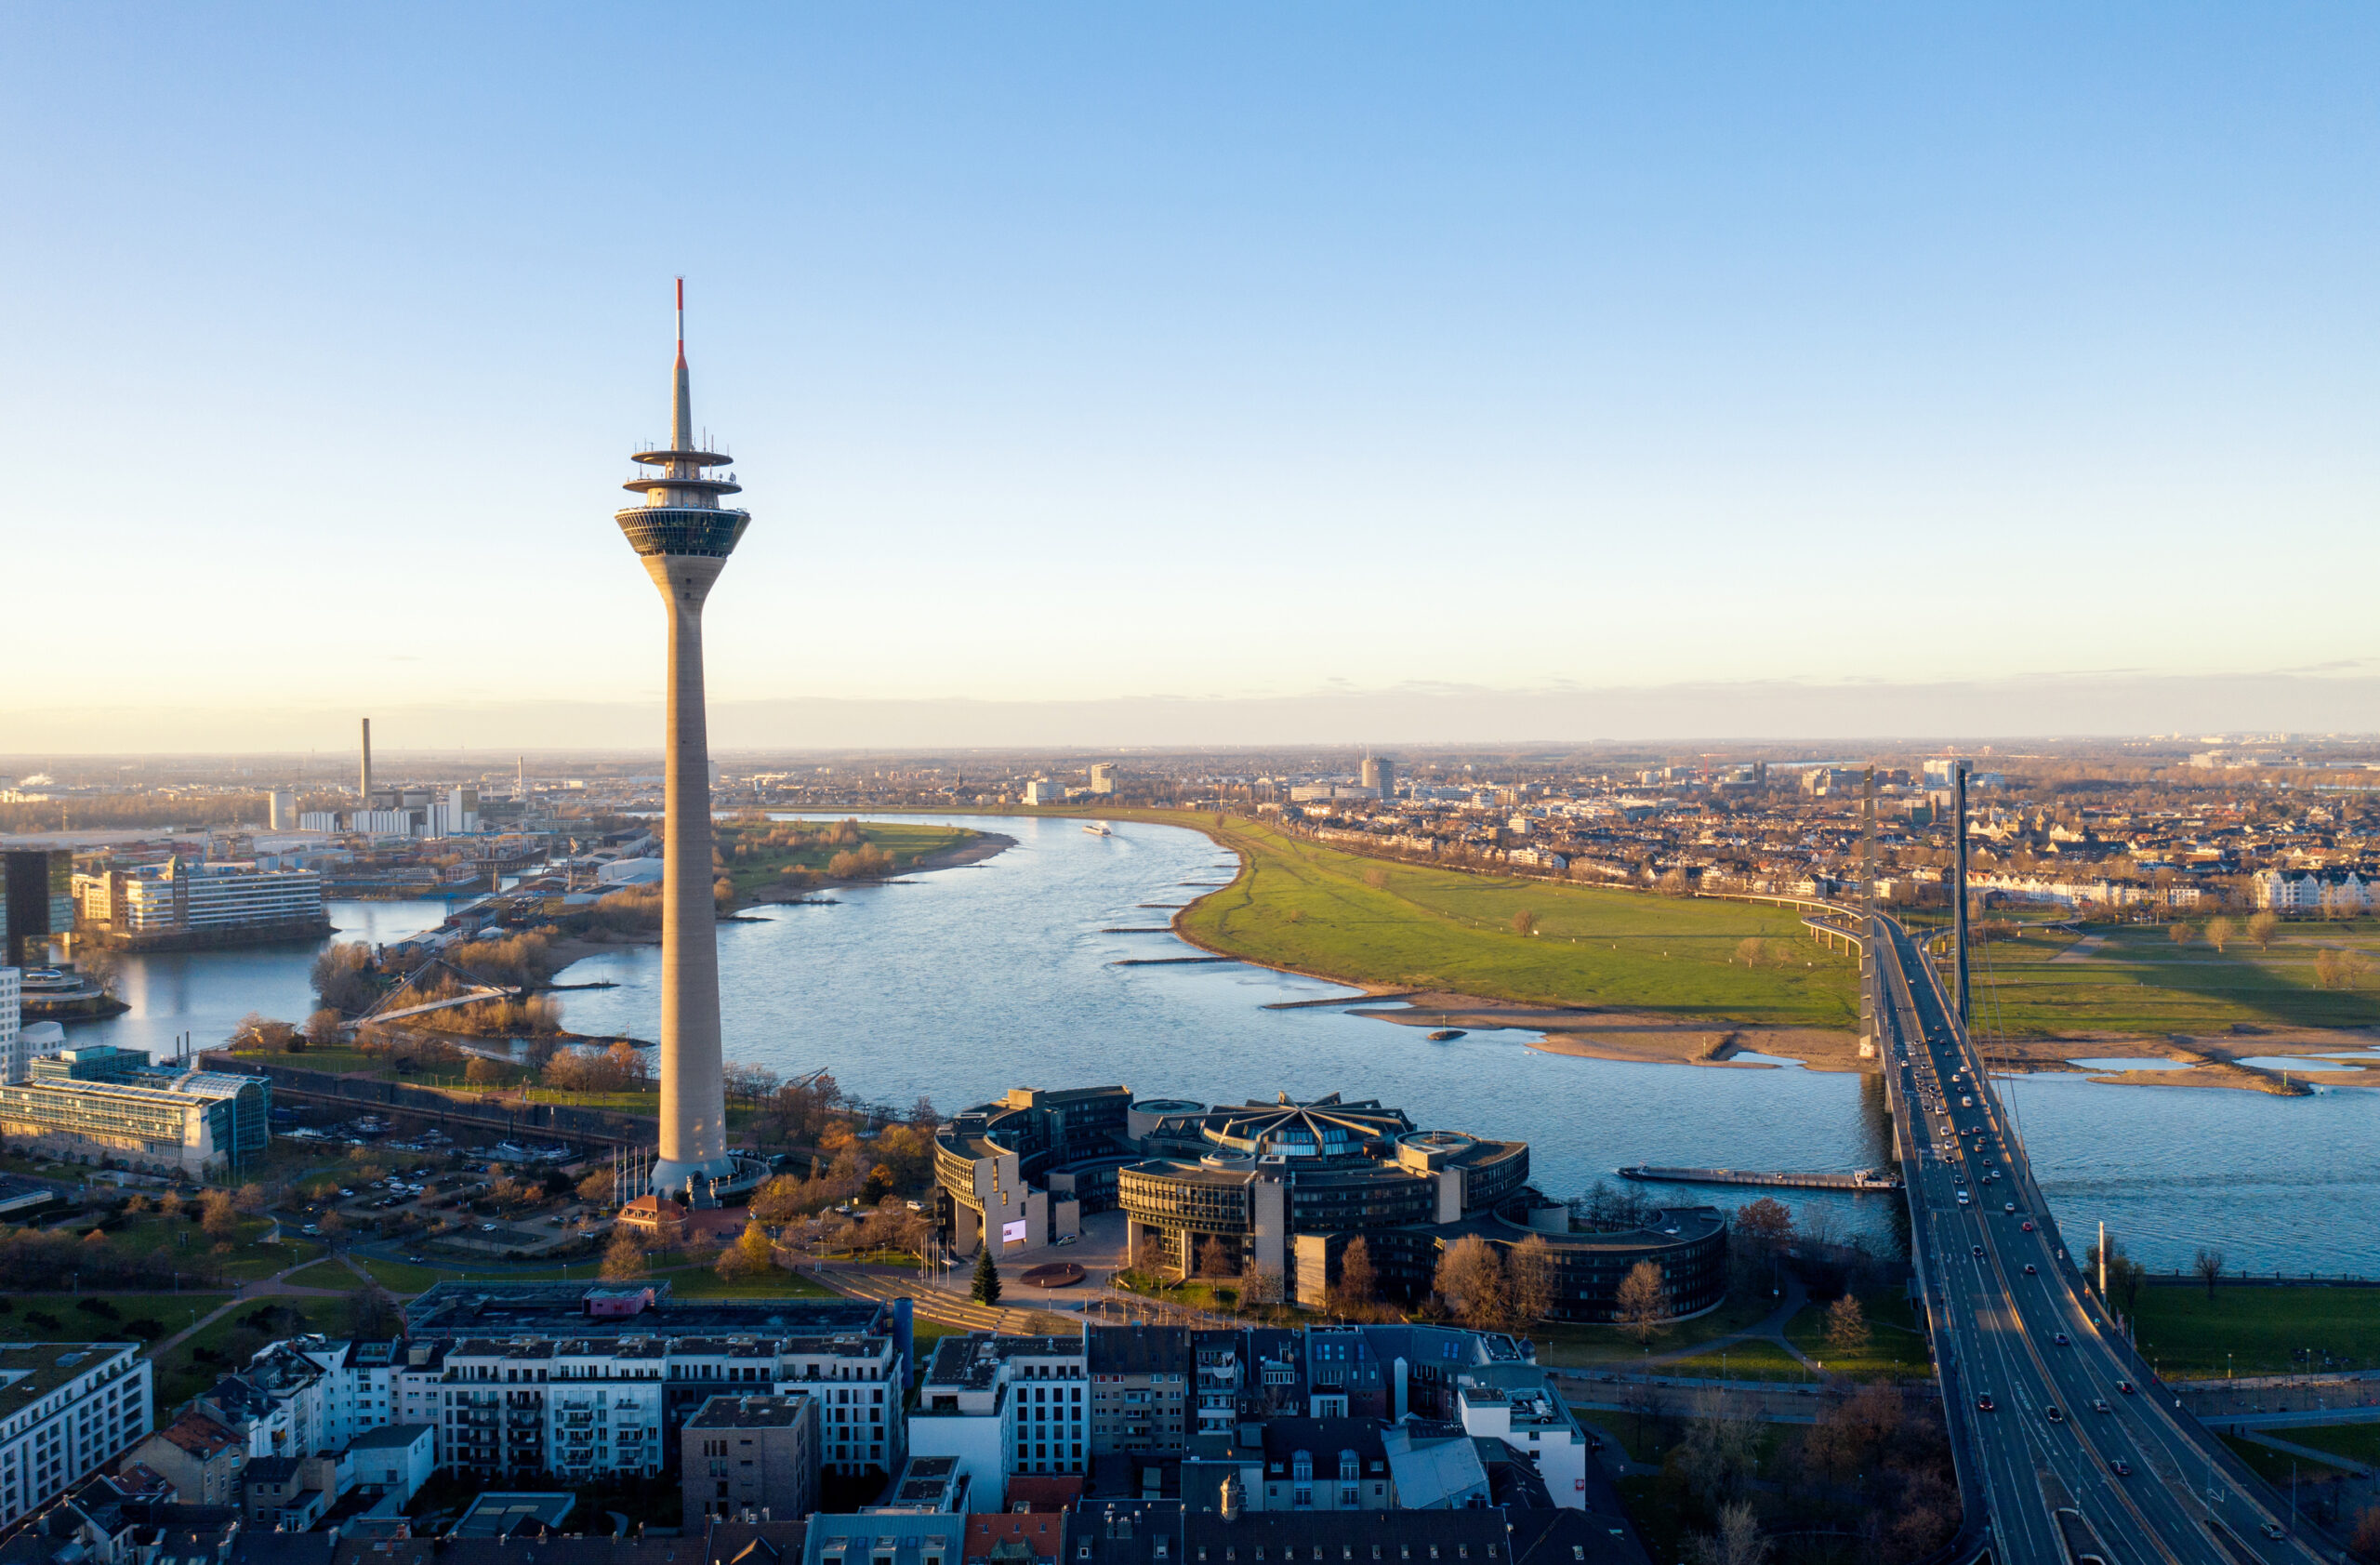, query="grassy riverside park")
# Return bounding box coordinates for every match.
[1129,812,1858,1027]
[2129,1284,2380,1377]
[715,818,985,903]
[1945,917,2380,1038]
